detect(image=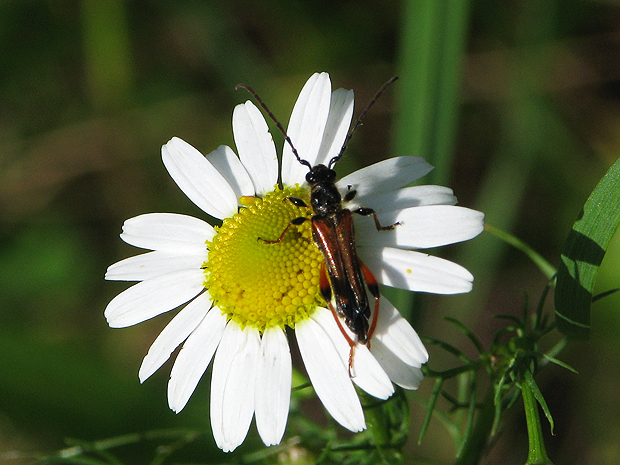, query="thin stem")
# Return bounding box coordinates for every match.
[485,223,557,280]
[521,378,554,465]
[454,390,495,465]
[51,429,202,460]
